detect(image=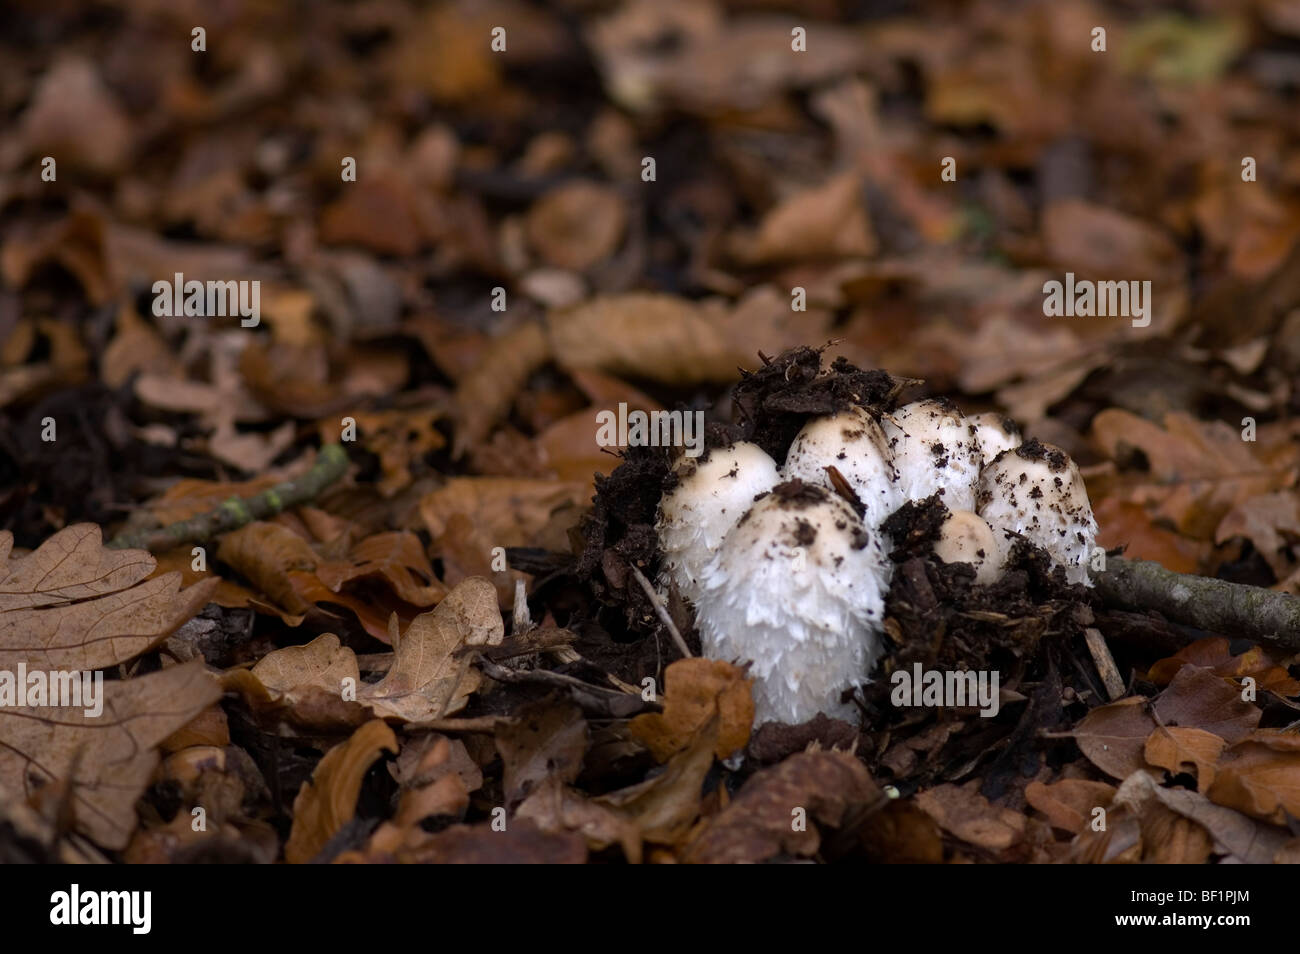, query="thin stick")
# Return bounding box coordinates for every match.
[107,444,349,551]
[1083,627,1125,700]
[1094,556,1300,651]
[629,564,693,659]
